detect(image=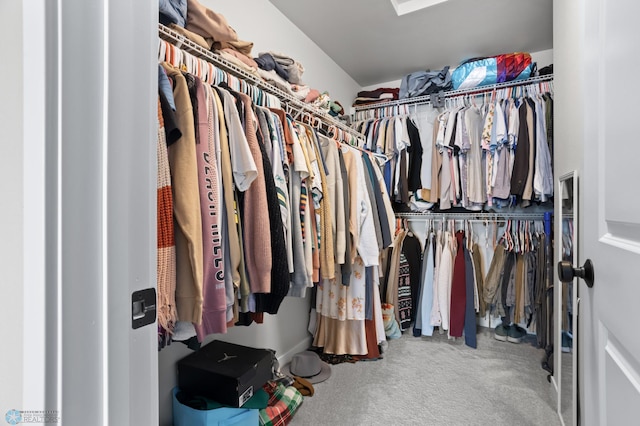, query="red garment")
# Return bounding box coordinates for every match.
[449,231,466,337]
[353,318,381,361]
